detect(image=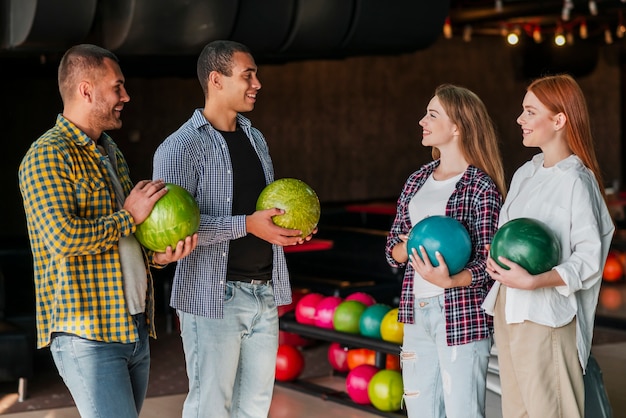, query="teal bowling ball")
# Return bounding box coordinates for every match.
[490,217,561,275]
[407,215,472,275]
[359,304,392,339]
